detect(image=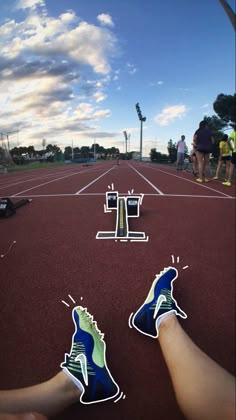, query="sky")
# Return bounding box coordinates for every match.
[0,0,235,156]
